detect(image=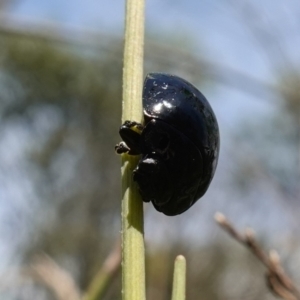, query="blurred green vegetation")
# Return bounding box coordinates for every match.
[0,34,124,295]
